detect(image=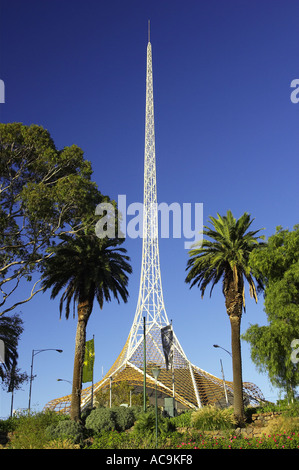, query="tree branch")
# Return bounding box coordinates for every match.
[0,278,45,316]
